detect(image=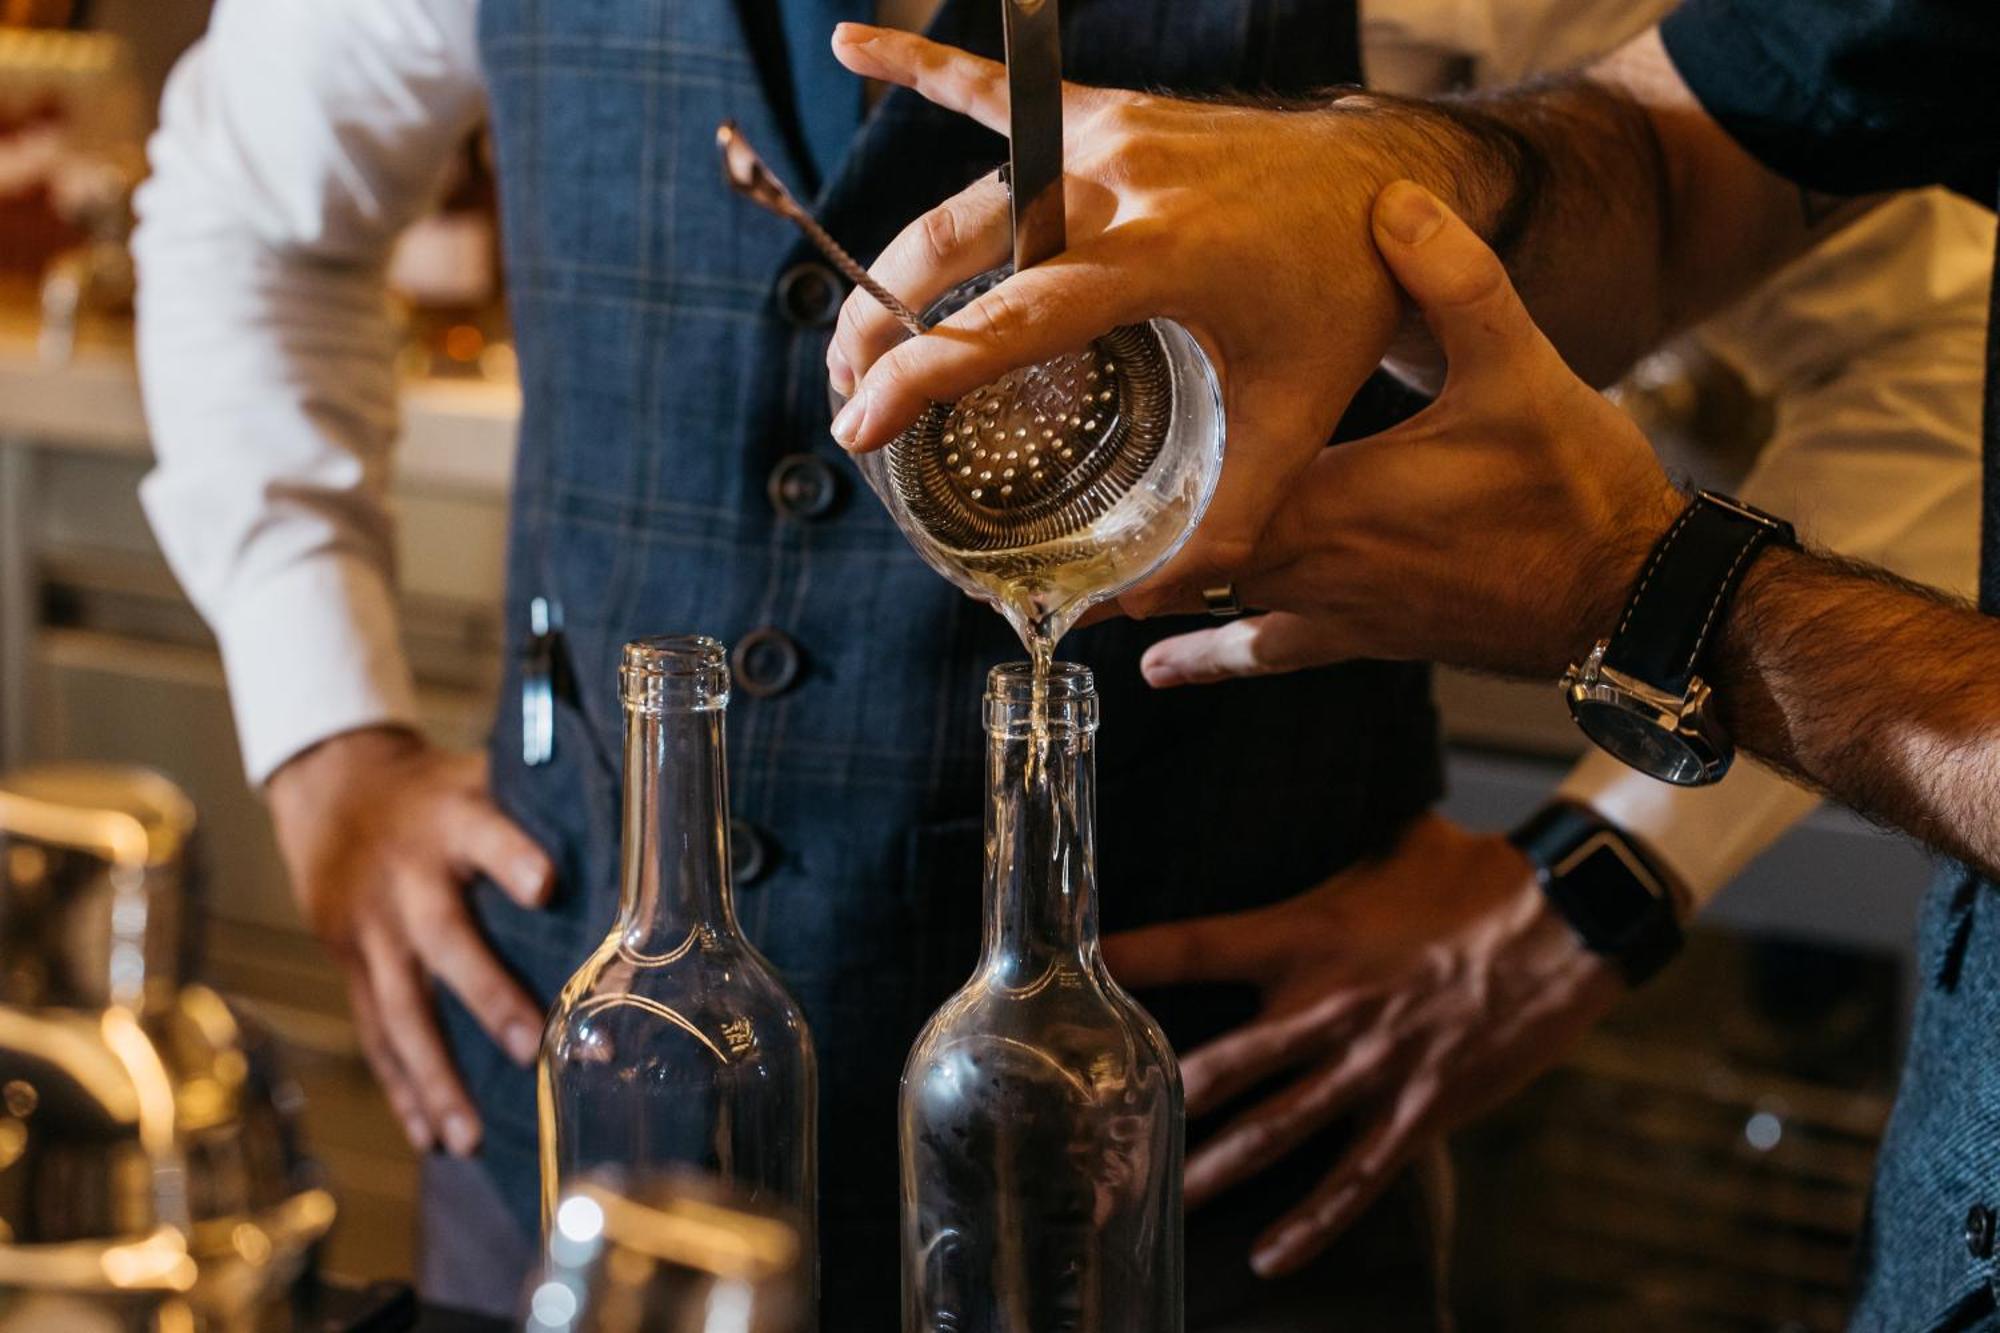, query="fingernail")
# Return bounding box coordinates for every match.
[1378,182,1444,247]
[1141,659,1183,689]
[1251,1225,1311,1277]
[402,1116,431,1152]
[830,388,869,448]
[505,1021,541,1066]
[443,1112,481,1157]
[828,345,855,397]
[513,857,551,901]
